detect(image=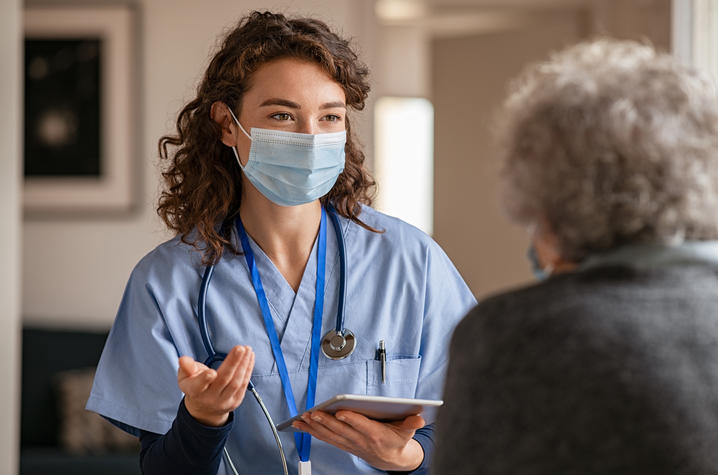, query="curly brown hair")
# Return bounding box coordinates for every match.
[157,11,377,264]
